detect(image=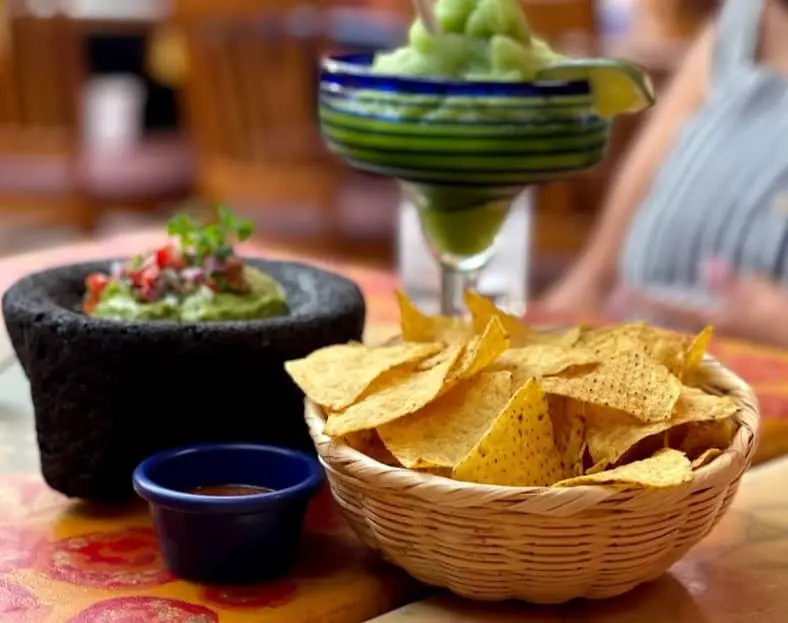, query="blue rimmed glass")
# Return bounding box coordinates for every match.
[319,53,611,316]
